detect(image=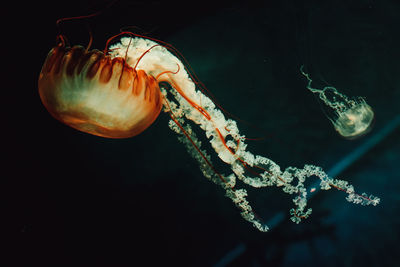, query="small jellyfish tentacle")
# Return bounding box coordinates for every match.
[300,65,350,111]
[300,65,322,94]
